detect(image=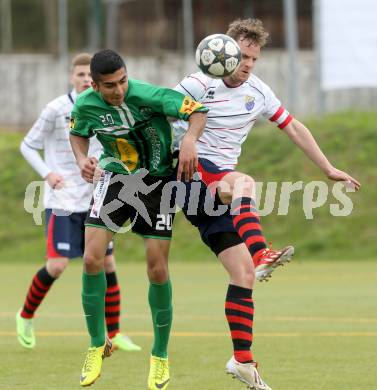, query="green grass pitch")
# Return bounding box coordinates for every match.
[1,111,377,388]
[2,260,377,389]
